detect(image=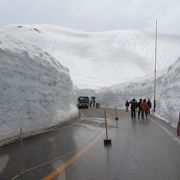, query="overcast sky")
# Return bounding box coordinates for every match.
[0,0,180,35]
